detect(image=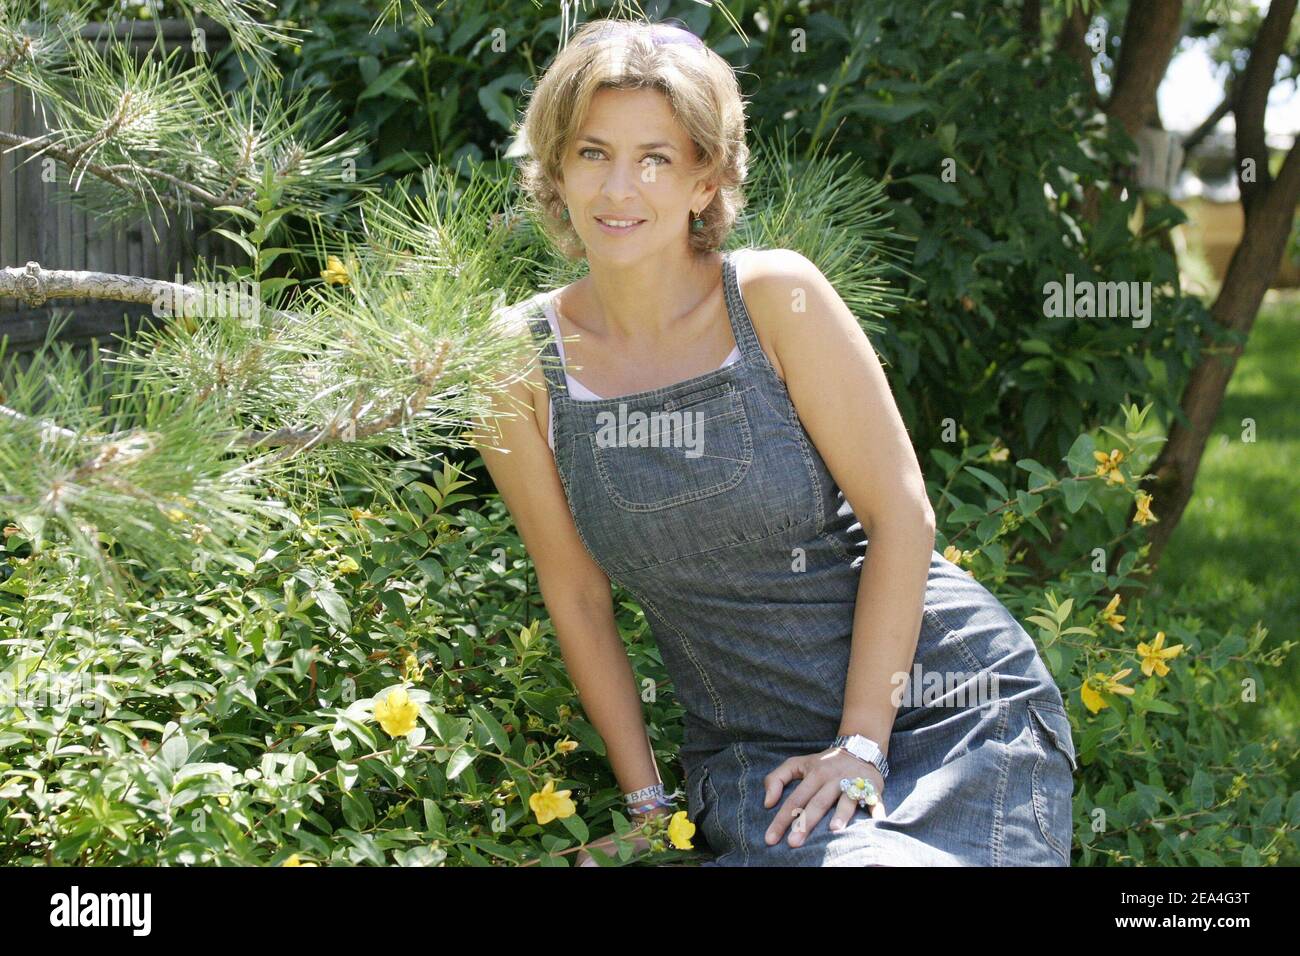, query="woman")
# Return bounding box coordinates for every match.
[473,18,1077,866]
